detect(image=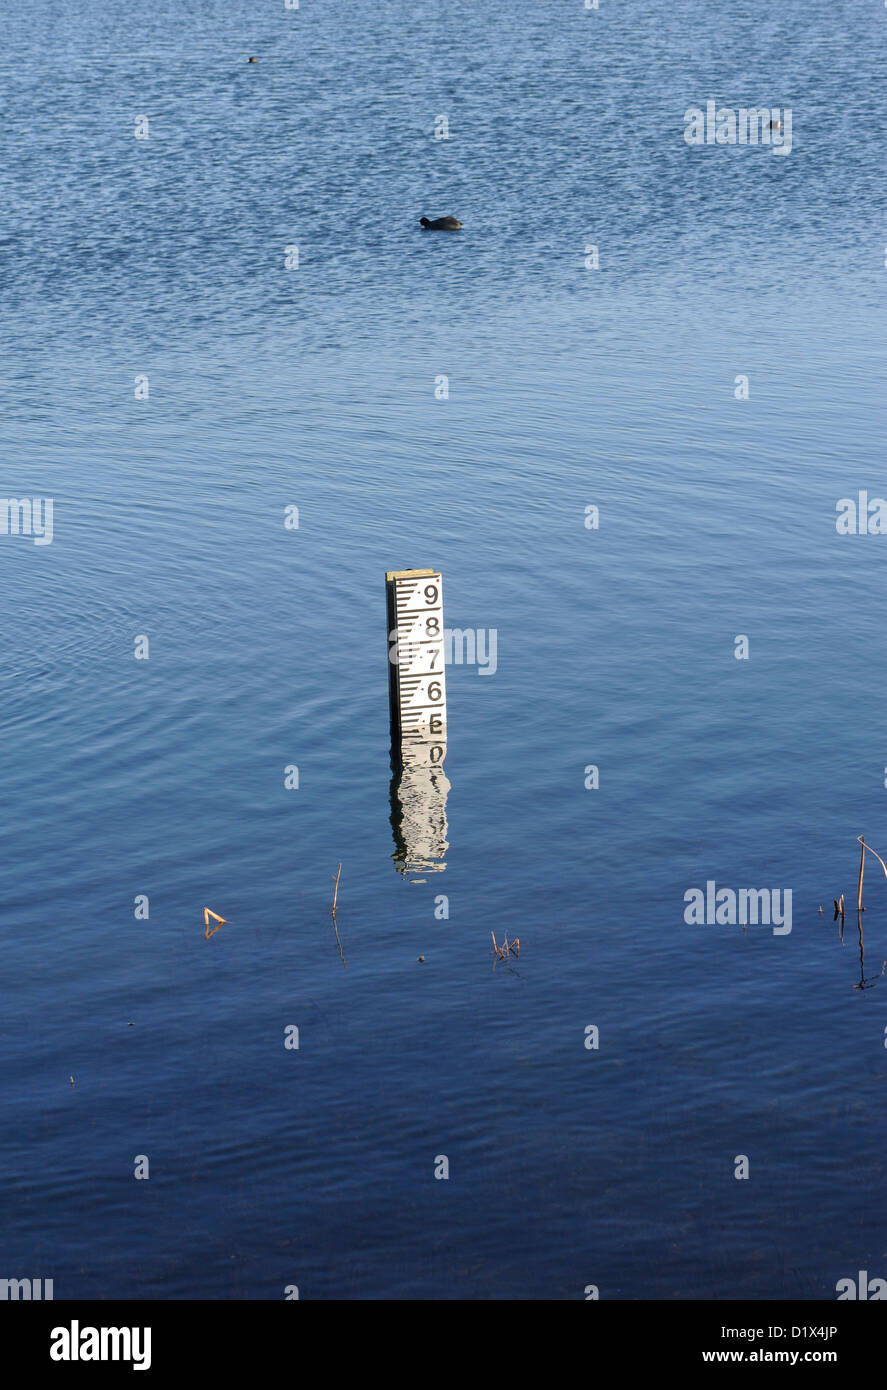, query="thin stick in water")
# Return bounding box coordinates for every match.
[858,835,866,913]
[856,835,887,879]
[330,864,345,966]
[331,863,342,916]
